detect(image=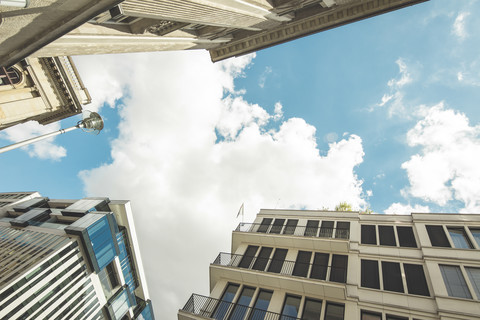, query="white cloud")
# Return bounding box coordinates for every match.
[384,203,430,215]
[401,102,480,212]
[76,51,367,319]
[0,121,67,160]
[258,66,272,88]
[273,102,283,121]
[452,12,470,40]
